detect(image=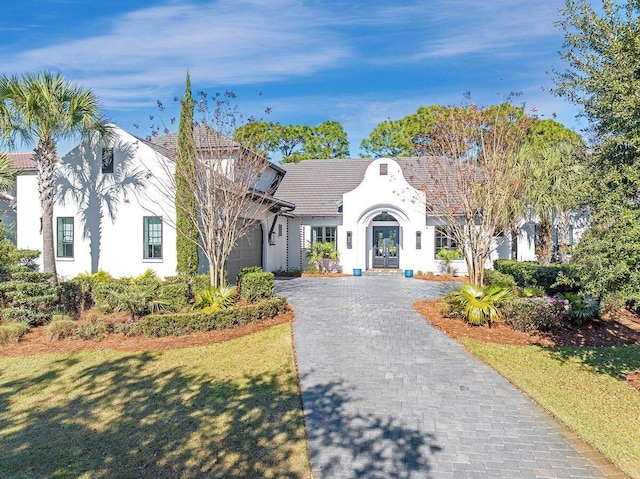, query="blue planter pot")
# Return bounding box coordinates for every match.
[353,268,362,276]
[404,269,414,278]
